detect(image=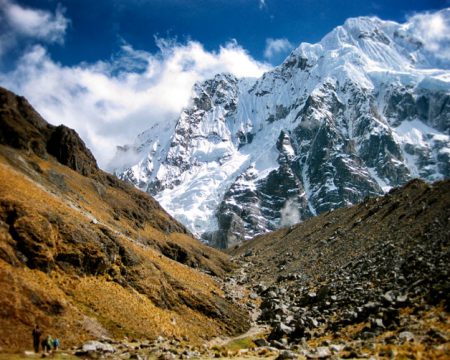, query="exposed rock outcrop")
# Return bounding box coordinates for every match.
[0,87,99,177]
